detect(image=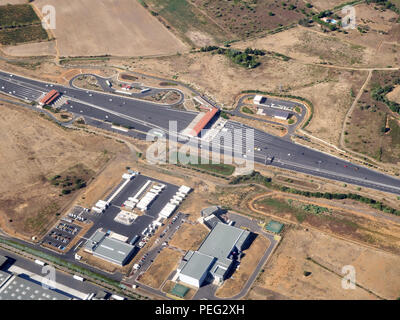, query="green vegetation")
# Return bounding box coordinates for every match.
[201,46,265,69]
[301,204,330,215]
[0,4,40,27]
[143,0,228,44]
[172,152,235,177]
[242,106,254,114]
[234,171,400,216]
[367,0,400,16]
[230,171,271,186]
[0,24,48,45]
[312,11,339,31]
[0,4,48,45]
[388,119,400,147]
[220,110,231,119]
[49,164,92,195]
[371,80,400,114]
[258,197,307,222]
[276,184,400,216]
